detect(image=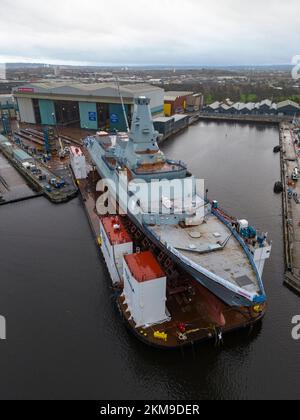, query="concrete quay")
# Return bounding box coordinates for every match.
[280,123,300,294]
